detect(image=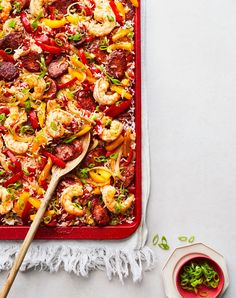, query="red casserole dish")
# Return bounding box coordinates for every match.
[0,2,141,240]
